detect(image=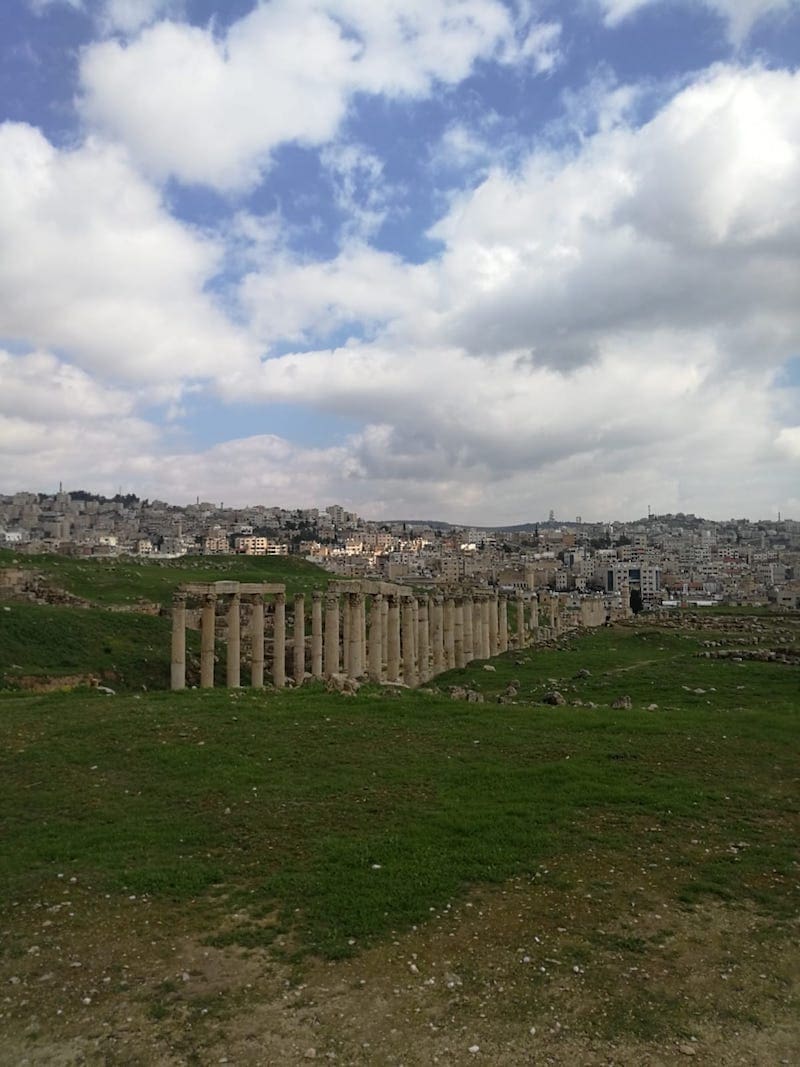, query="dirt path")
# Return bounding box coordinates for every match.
[3,841,797,1066]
